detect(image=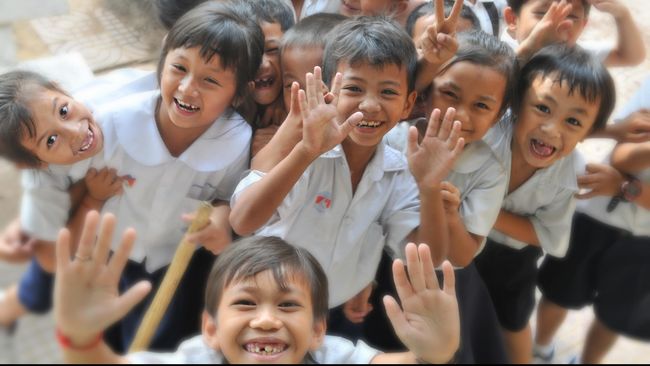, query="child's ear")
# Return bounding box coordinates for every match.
[401,90,418,120]
[309,318,327,352]
[504,7,518,33]
[201,310,221,351]
[391,0,409,18]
